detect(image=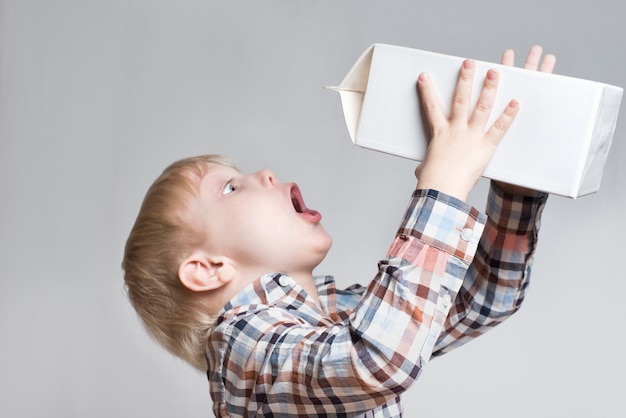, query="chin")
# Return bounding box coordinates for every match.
[313,235,333,264]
